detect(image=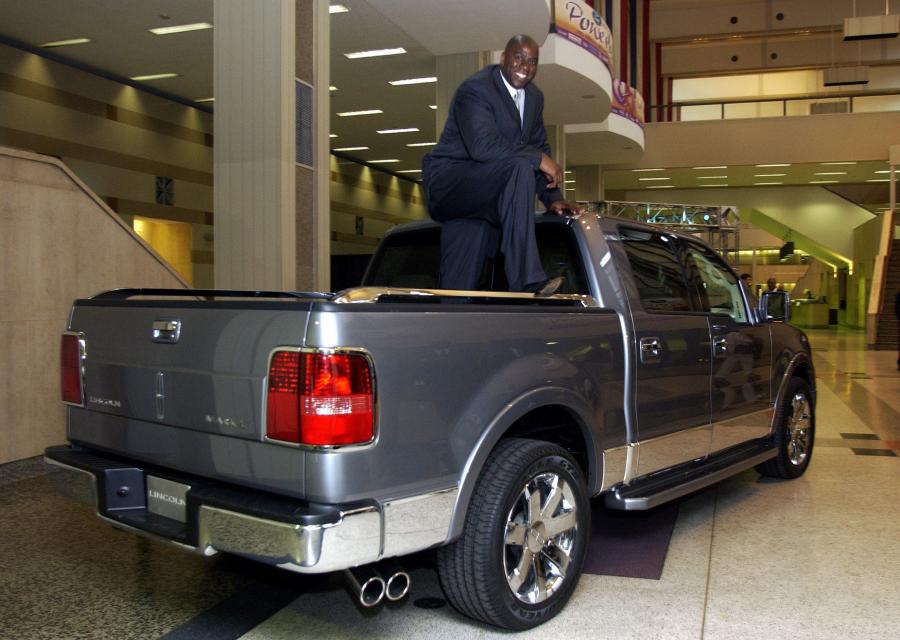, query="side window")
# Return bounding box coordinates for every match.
[683,243,748,323]
[619,227,692,312]
[535,223,590,295]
